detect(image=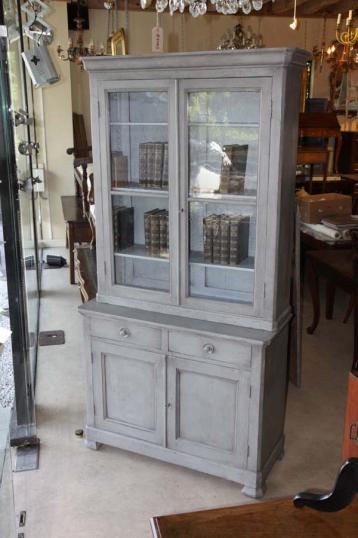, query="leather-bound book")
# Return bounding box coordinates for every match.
[203,215,214,263]
[144,208,160,249]
[159,209,168,252]
[212,215,221,265]
[220,215,230,265]
[162,142,169,190]
[153,142,164,190]
[139,143,148,188]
